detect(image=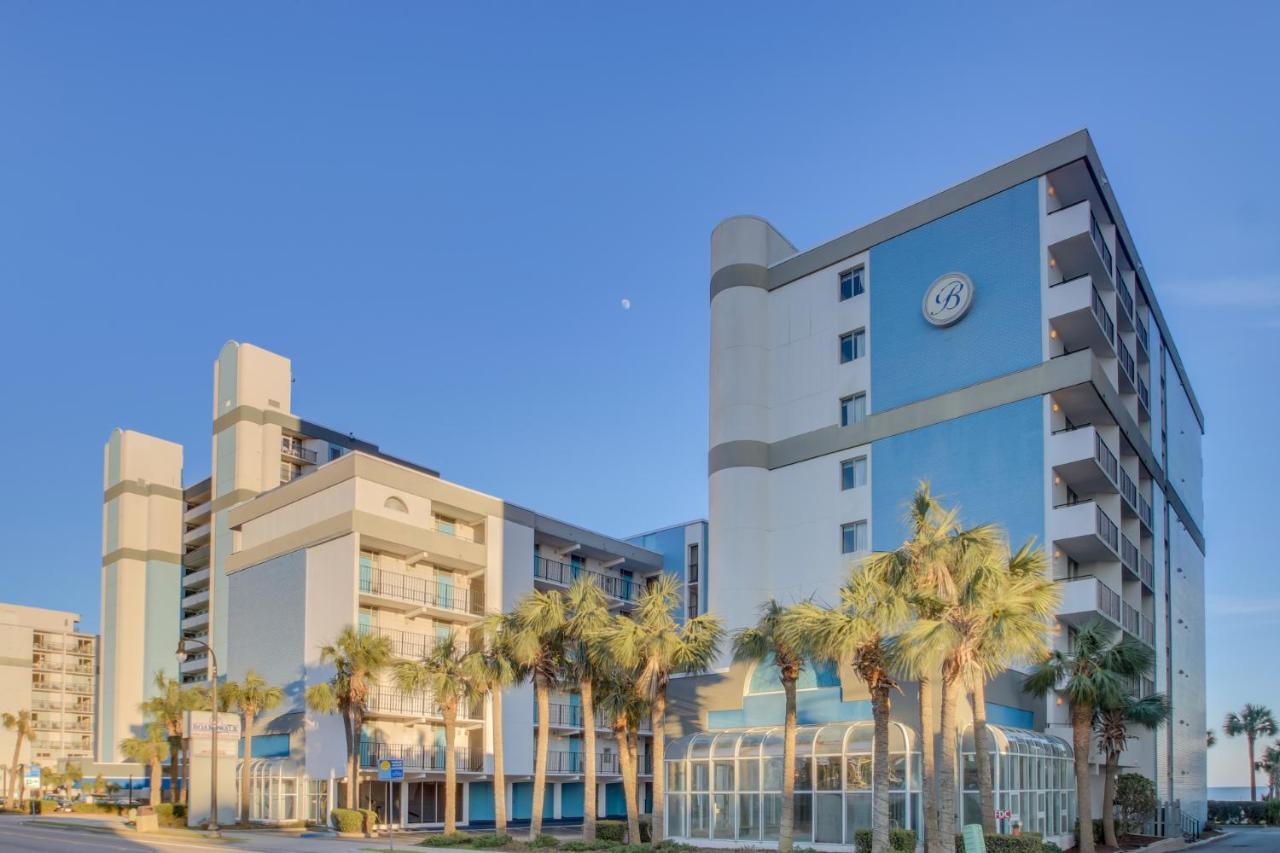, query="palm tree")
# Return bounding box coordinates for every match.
[119,724,170,806]
[1255,742,1280,801]
[467,614,523,836]
[508,589,567,839]
[733,600,805,853]
[1095,691,1170,846]
[393,630,479,834]
[1224,704,1278,802]
[1024,619,1152,853]
[596,660,648,842]
[141,672,205,804]
[606,574,724,844]
[786,566,908,853]
[2,710,32,803]
[562,575,612,841]
[64,762,83,795]
[304,625,394,809]
[223,669,285,823]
